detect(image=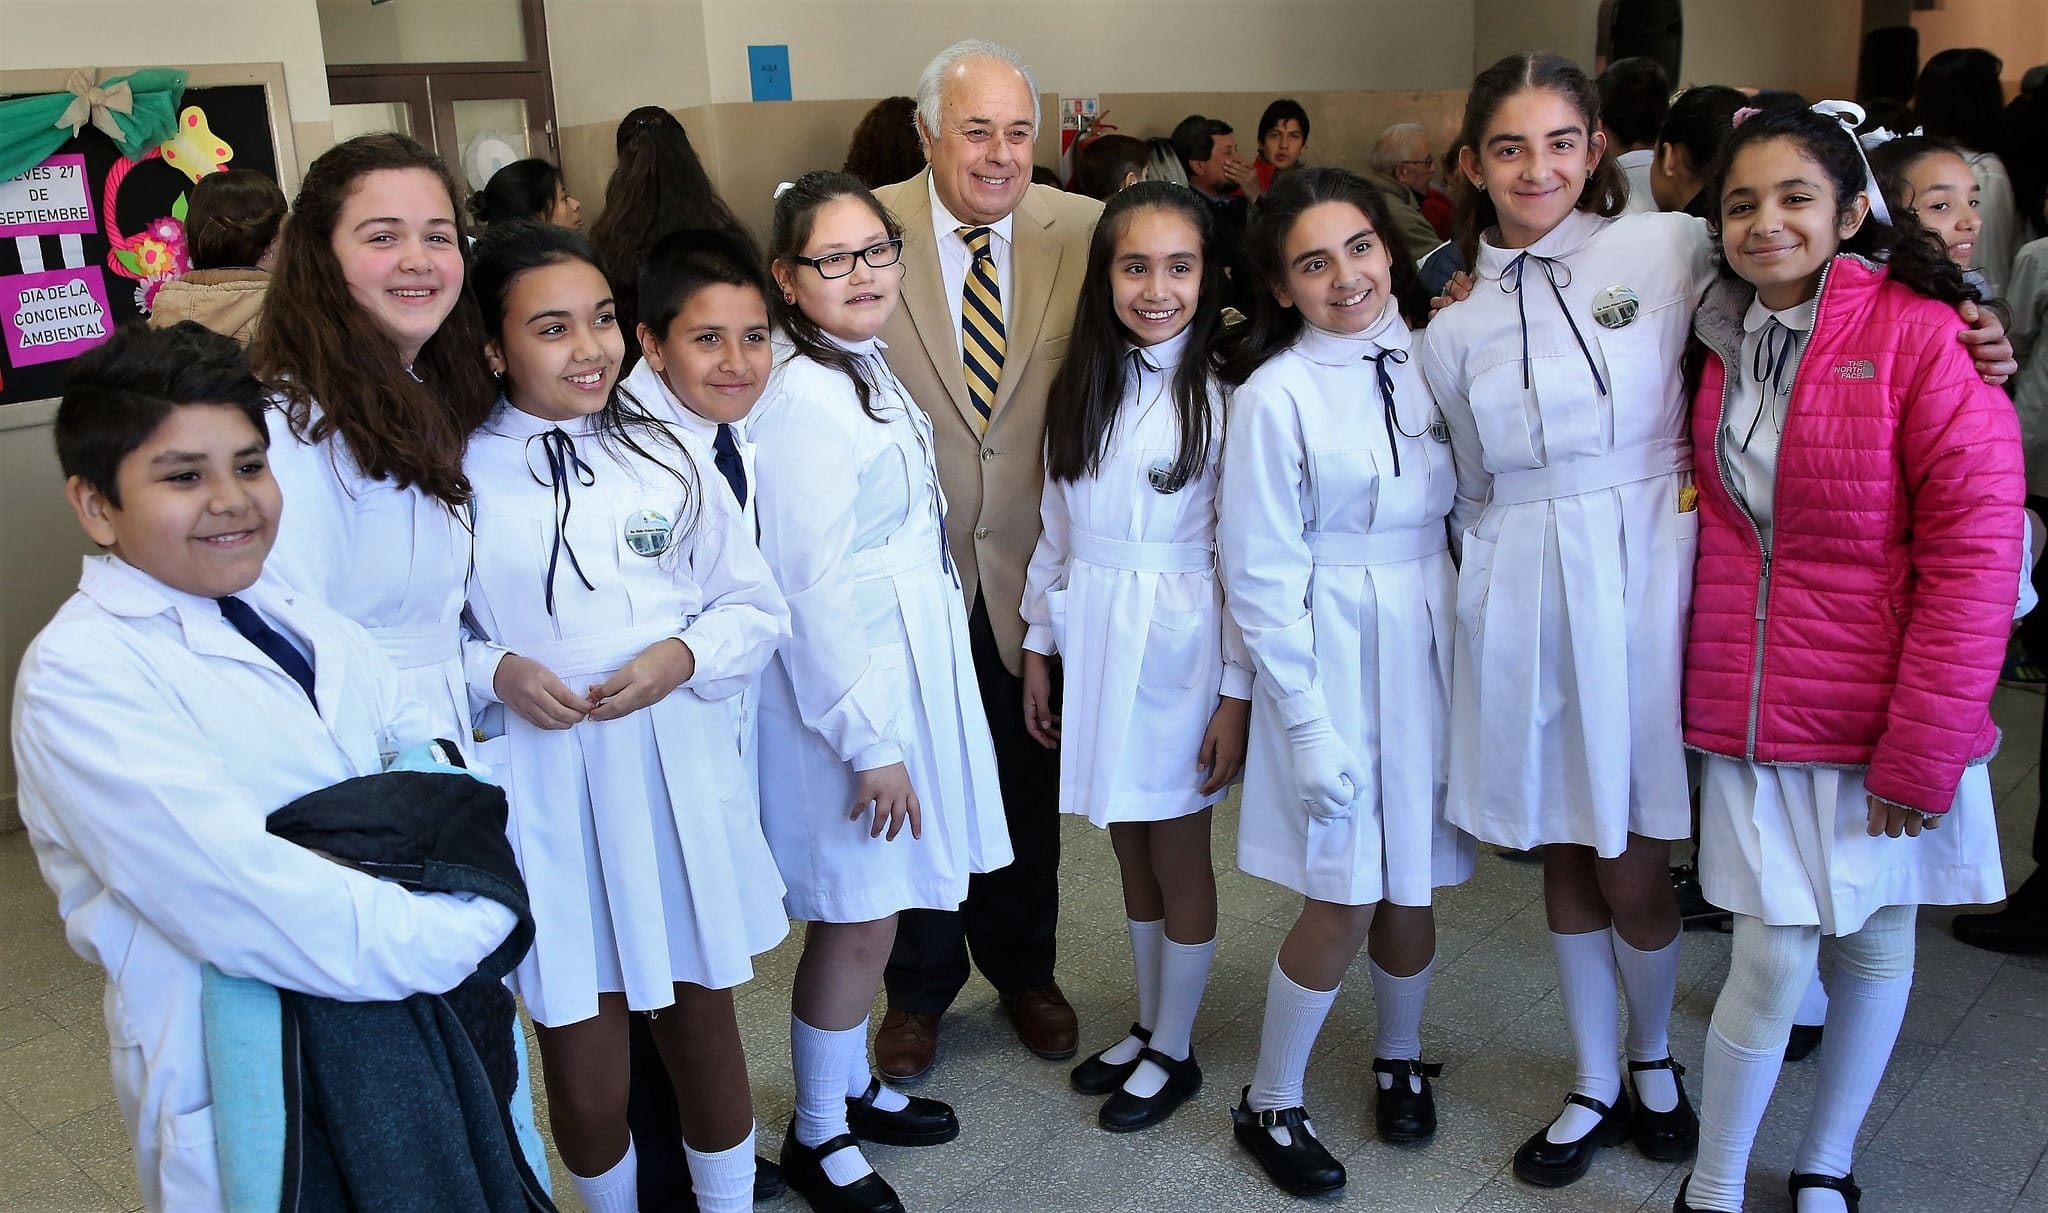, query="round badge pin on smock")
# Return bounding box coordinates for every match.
[1147,456,1186,494]
[623,508,674,558]
[1592,285,1640,329]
